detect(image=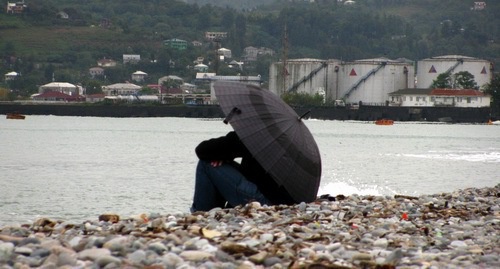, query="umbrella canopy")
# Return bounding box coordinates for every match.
[214,81,322,203]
